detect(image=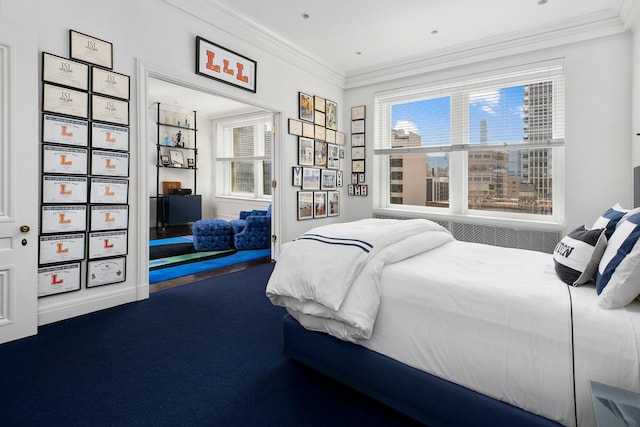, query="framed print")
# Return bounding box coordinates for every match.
[314,110,325,127]
[39,233,85,265]
[314,125,326,141]
[87,257,126,287]
[336,131,345,145]
[297,191,313,220]
[352,160,366,173]
[42,176,88,204]
[91,94,129,125]
[352,146,365,160]
[41,205,87,234]
[348,184,354,196]
[298,137,314,166]
[328,191,340,217]
[43,114,89,147]
[92,67,130,100]
[288,118,303,136]
[360,184,368,196]
[314,96,325,112]
[336,170,343,187]
[91,150,129,177]
[91,122,129,151]
[351,173,358,184]
[352,133,365,146]
[314,125,326,142]
[160,155,170,166]
[292,166,302,187]
[325,129,336,144]
[90,205,129,231]
[169,149,185,167]
[42,52,89,91]
[351,105,366,120]
[42,145,88,175]
[187,158,195,168]
[321,169,337,190]
[298,92,314,122]
[301,167,320,190]
[196,36,257,93]
[43,83,88,119]
[90,178,129,204]
[326,99,337,130]
[351,119,365,134]
[313,191,327,218]
[327,143,340,170]
[89,230,128,259]
[302,122,315,138]
[359,173,366,183]
[70,30,113,69]
[38,263,81,297]
[340,148,345,158]
[314,141,327,167]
